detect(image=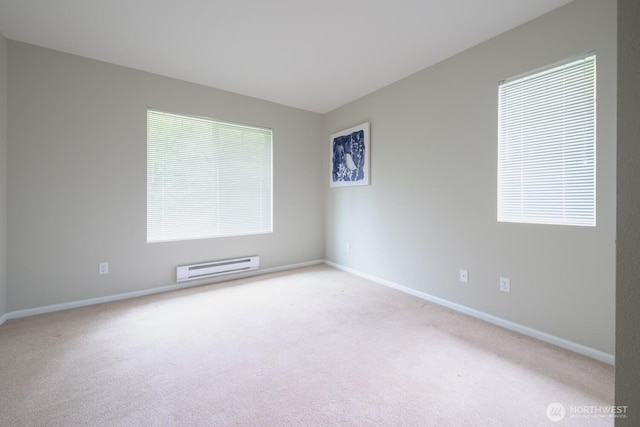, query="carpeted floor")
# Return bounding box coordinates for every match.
[0,265,614,426]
